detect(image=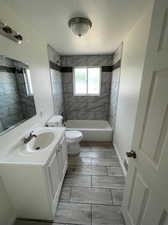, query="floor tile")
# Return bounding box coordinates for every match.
[80,145,92,152]
[67,165,107,176]
[92,205,124,225]
[107,167,124,176]
[55,202,91,225]
[80,151,116,159]
[71,187,112,205]
[64,175,91,187]
[80,142,91,147]
[60,187,71,201]
[14,220,57,225]
[112,189,124,205]
[68,157,92,166]
[91,145,115,152]
[92,158,120,167]
[92,176,125,189]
